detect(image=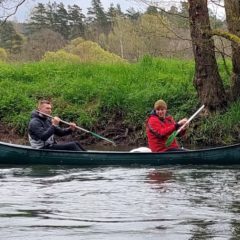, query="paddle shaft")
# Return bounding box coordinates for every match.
[176,105,205,135]
[36,111,116,145]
